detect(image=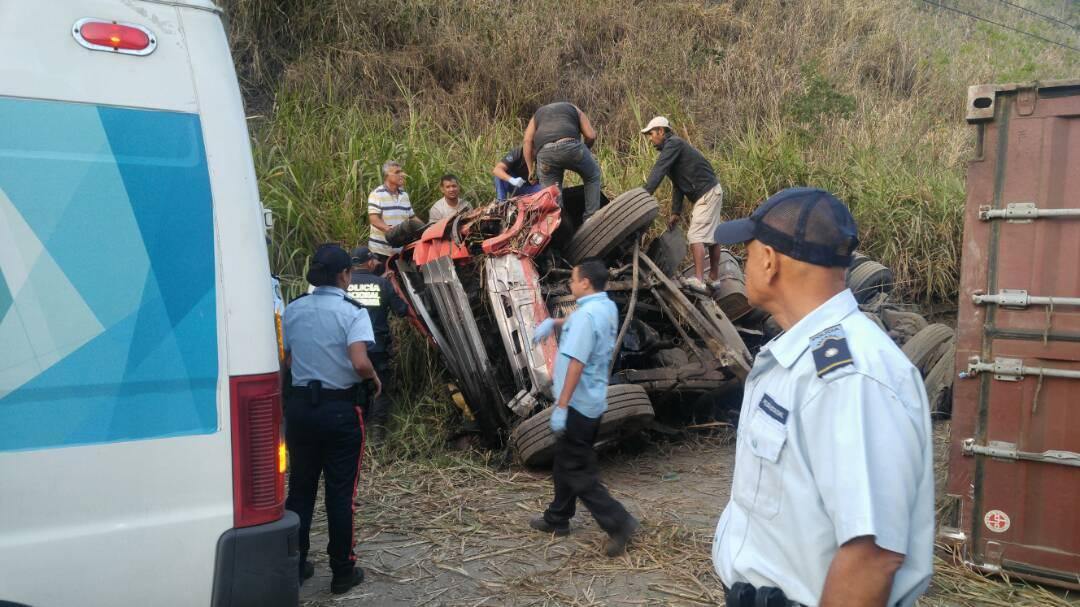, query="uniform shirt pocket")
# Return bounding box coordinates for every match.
[732,409,788,519]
